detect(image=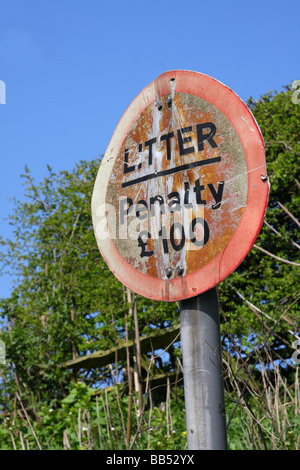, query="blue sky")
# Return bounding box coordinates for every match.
[0,0,299,298]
